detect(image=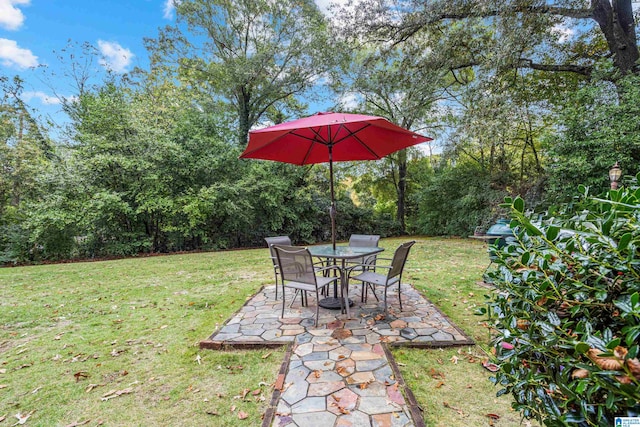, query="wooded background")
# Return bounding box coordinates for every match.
[1,0,638,263]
